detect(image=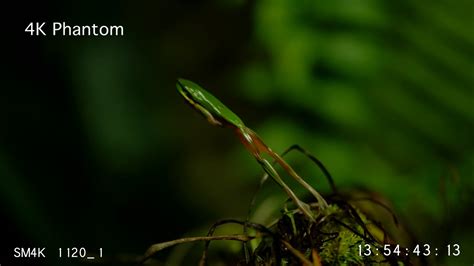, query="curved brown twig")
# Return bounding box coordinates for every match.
[139,234,254,265]
[281,239,313,266]
[200,219,272,266]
